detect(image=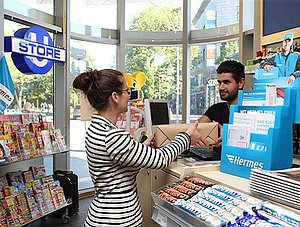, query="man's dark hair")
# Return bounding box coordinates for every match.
[216,60,245,83]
